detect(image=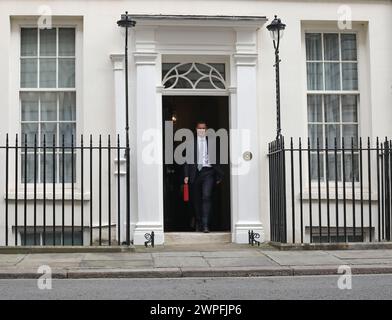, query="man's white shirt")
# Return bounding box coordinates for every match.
[197,136,211,169]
